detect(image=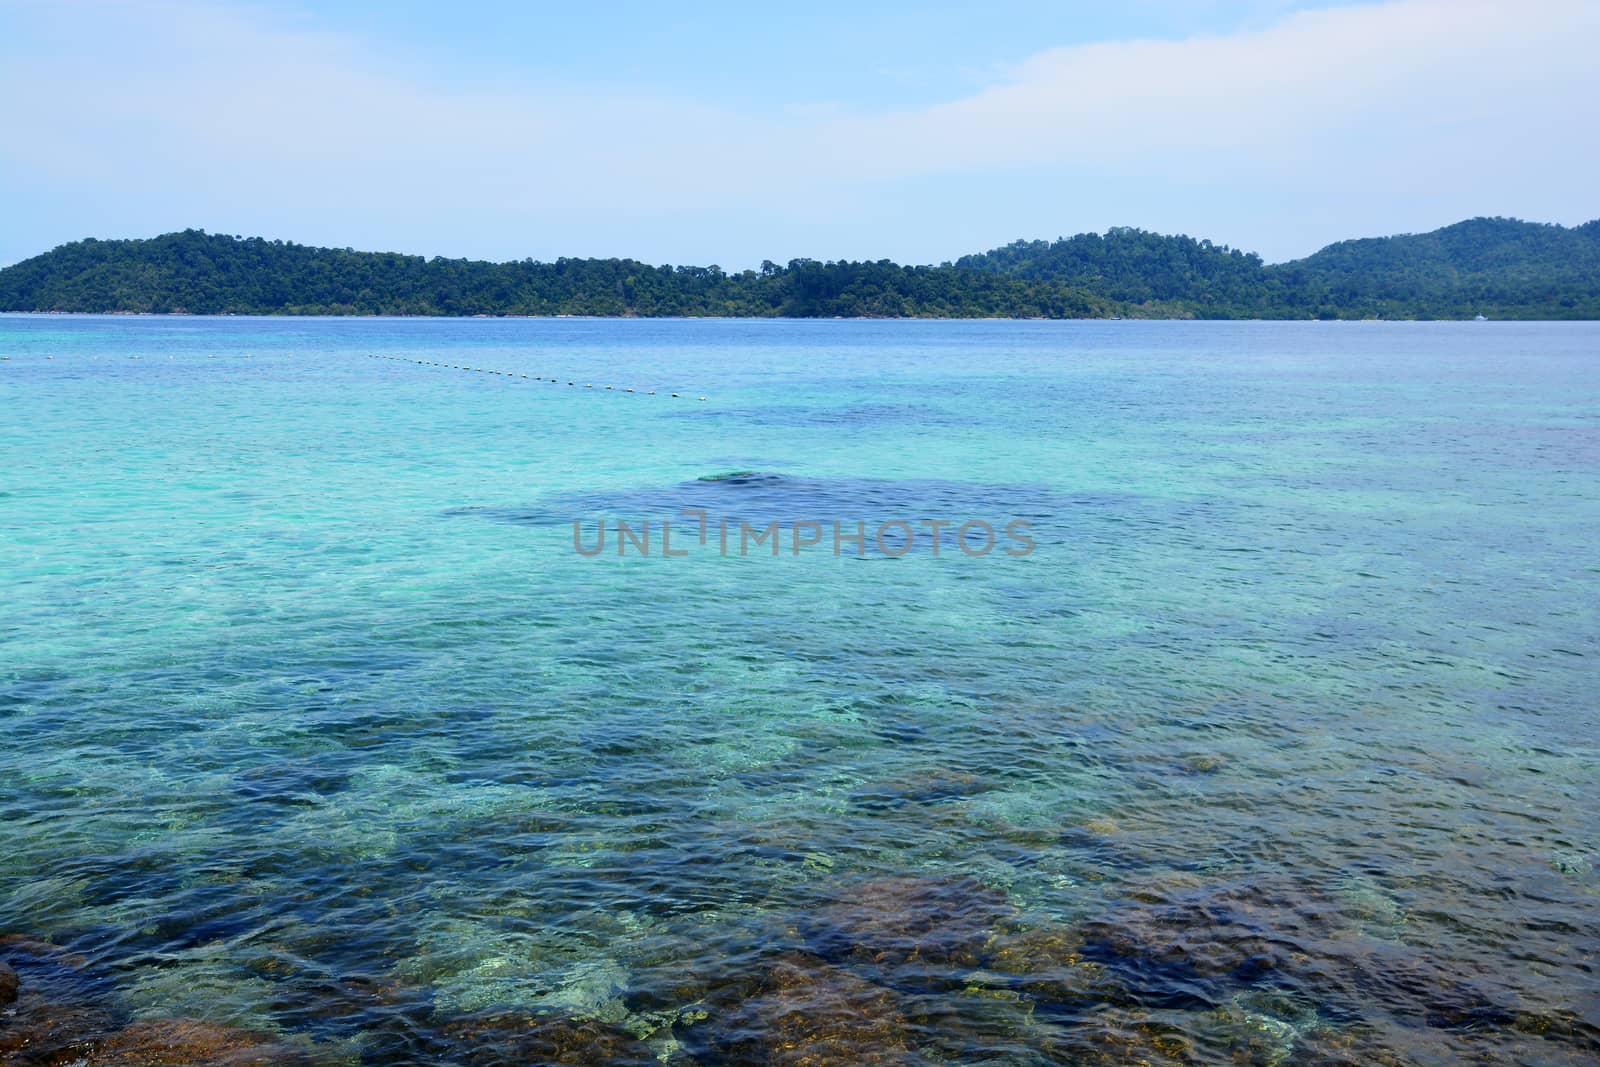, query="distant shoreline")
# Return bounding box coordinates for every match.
[3,310,1563,323]
[4,217,1597,320]
[5,309,1579,324]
